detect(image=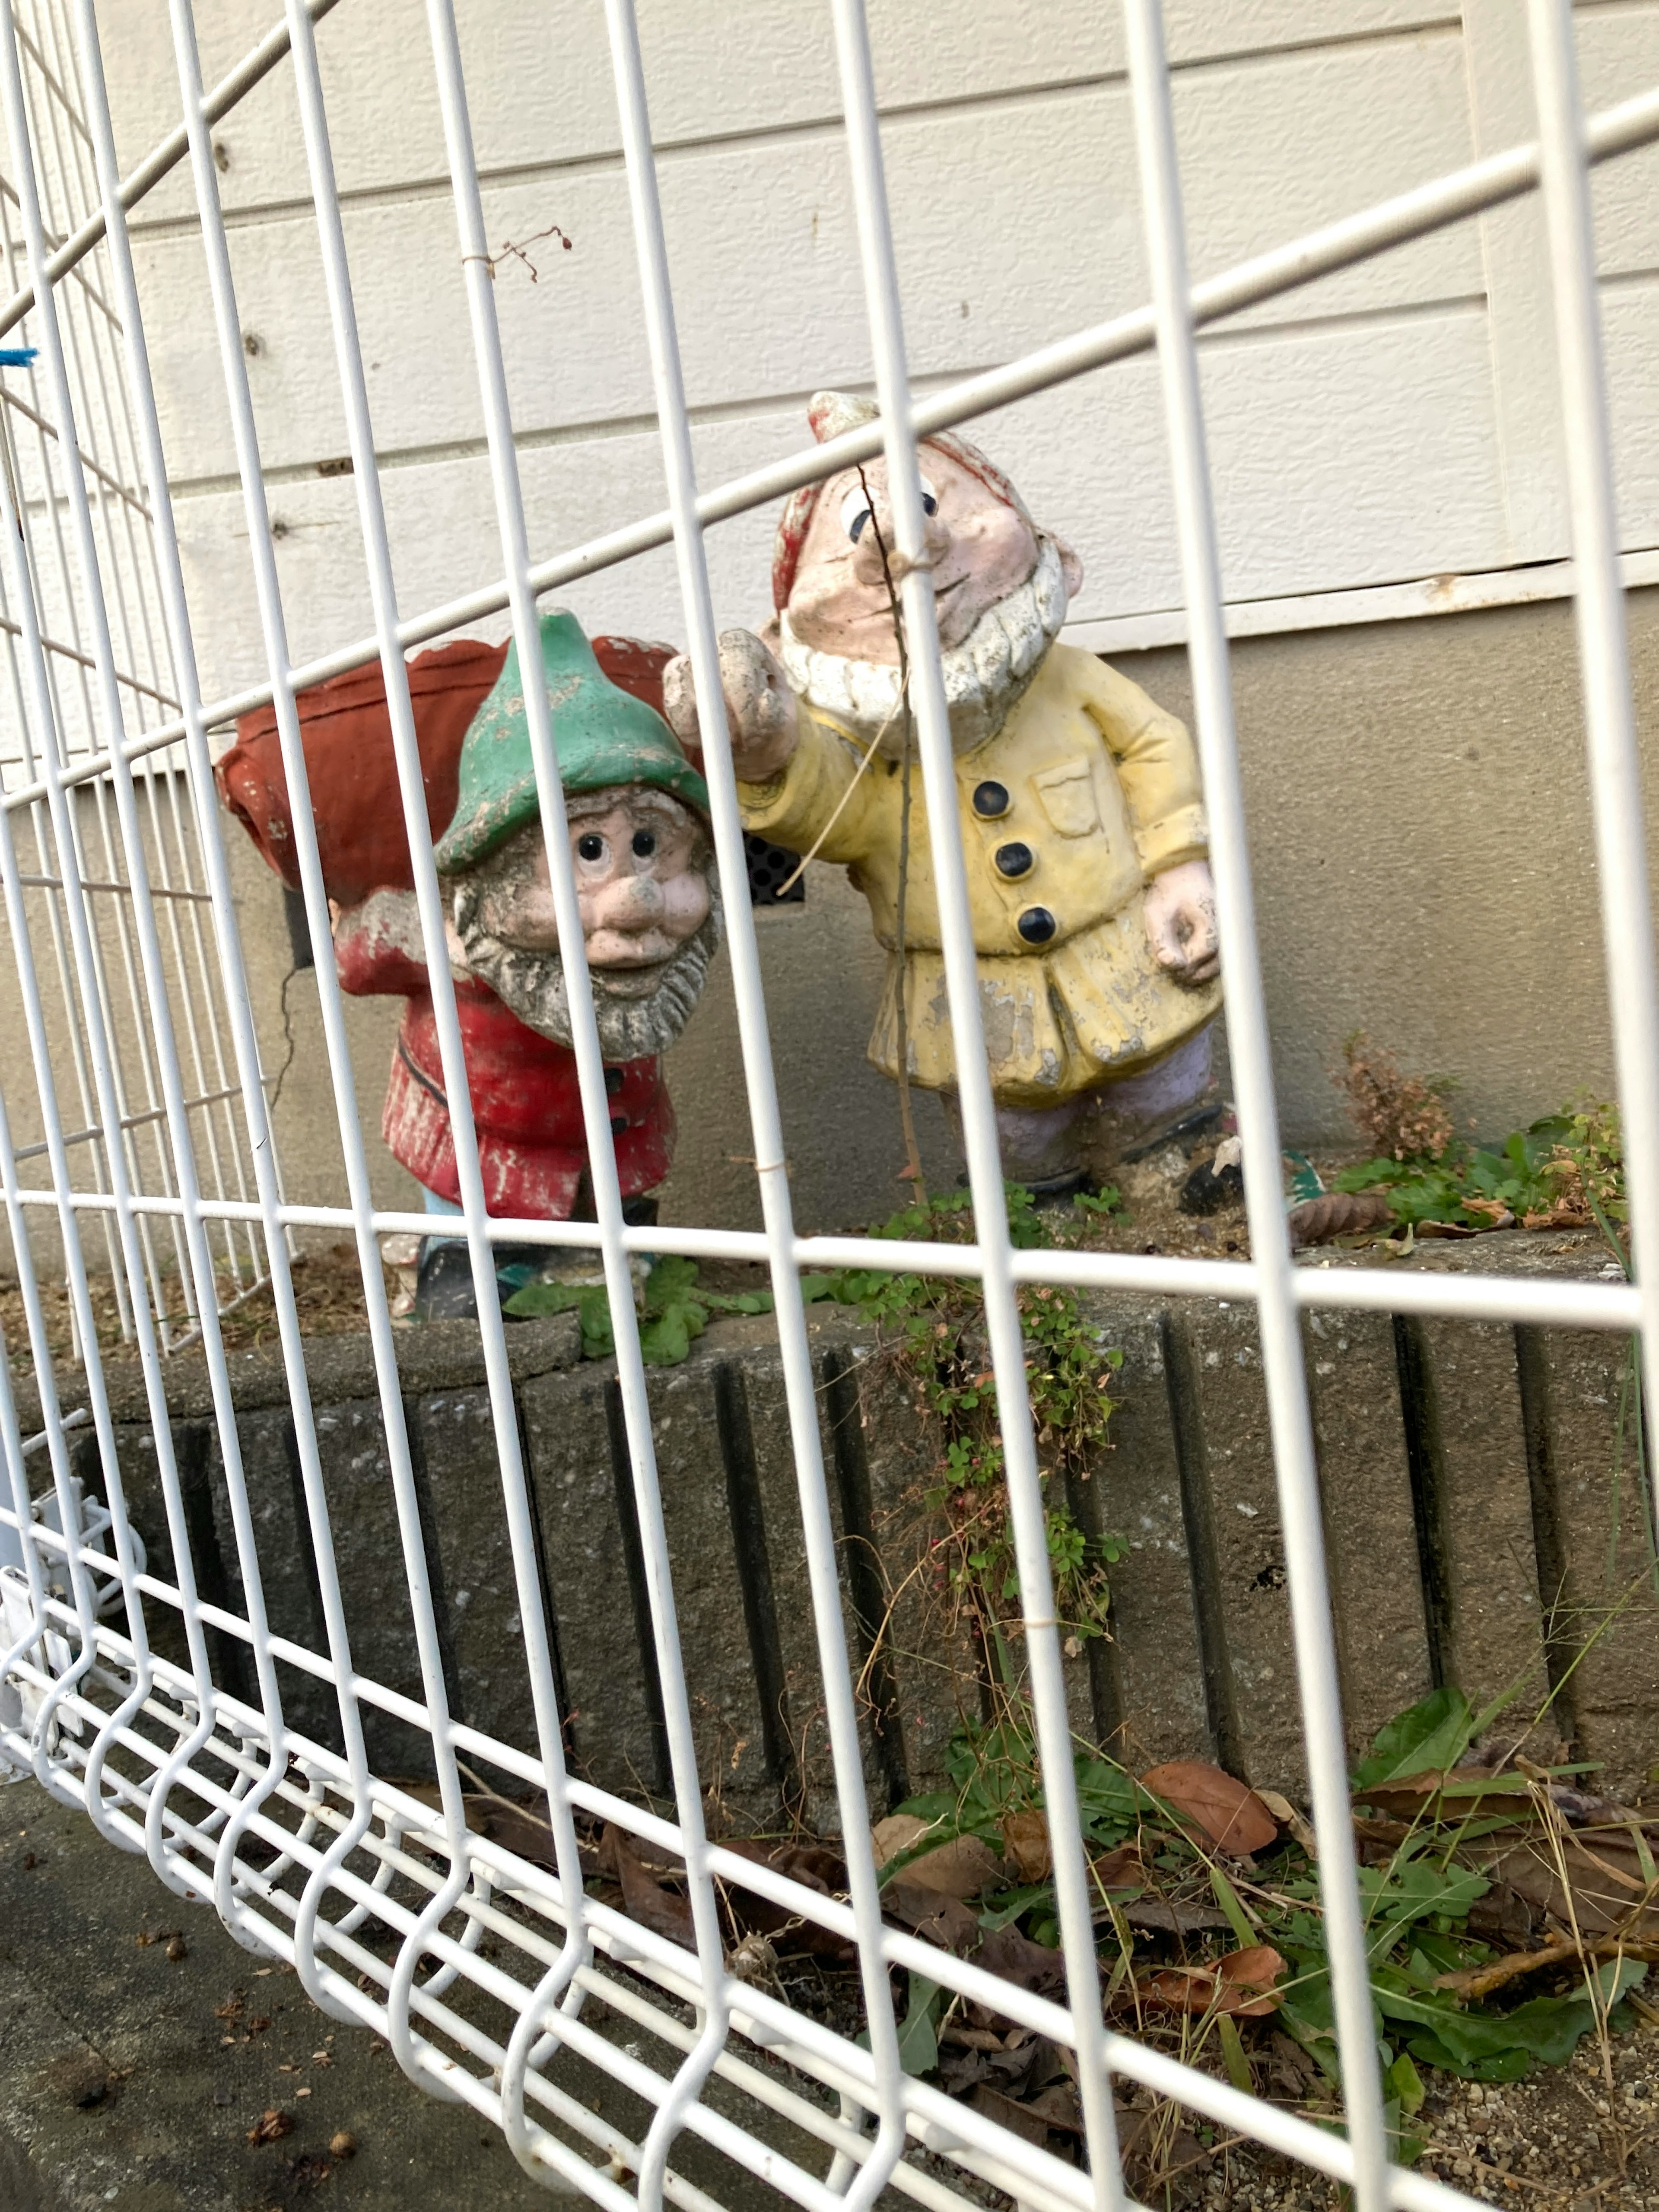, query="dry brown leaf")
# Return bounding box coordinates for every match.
[600,1823,696,1949]
[976,1925,1067,1999]
[881,1879,981,1953]
[871,1813,942,1868]
[718,1838,854,1961]
[1254,1787,1318,1858]
[1352,1772,1536,1823]
[1287,1190,1393,1248]
[1000,1809,1052,1882]
[469,1796,559,1871]
[1135,1943,1286,2019]
[1476,1826,1659,1941]
[965,2083,1049,2147]
[1140,1761,1278,1855]
[246,2108,295,2145]
[1090,1842,1144,1894]
[1119,1896,1233,1936]
[892,1832,1003,1901]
